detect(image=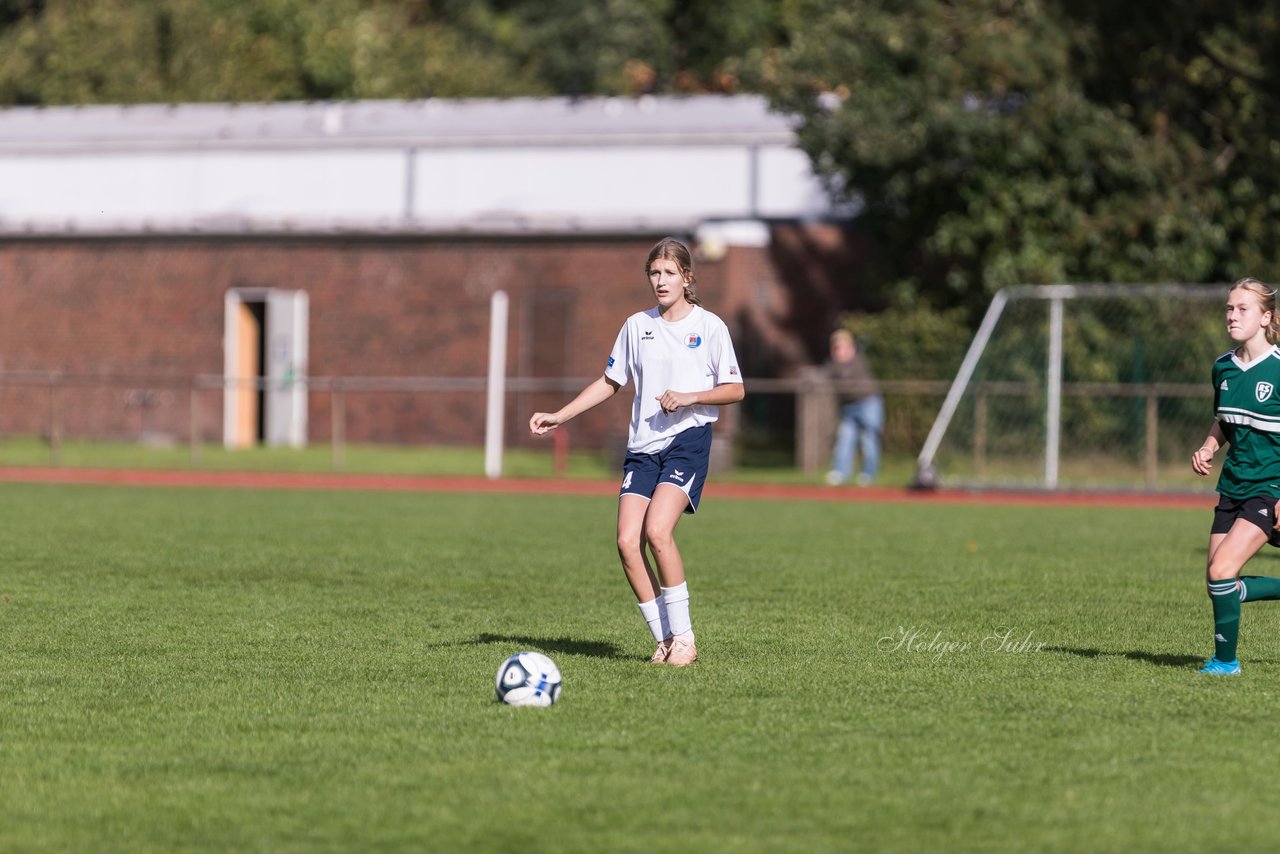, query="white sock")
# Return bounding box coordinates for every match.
[637,596,671,643]
[661,582,693,640]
